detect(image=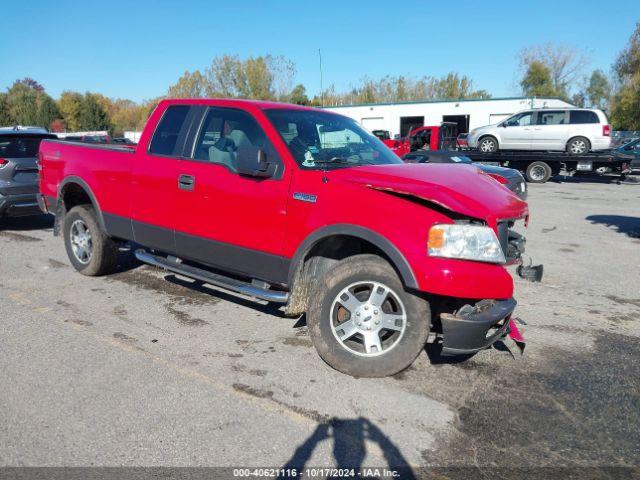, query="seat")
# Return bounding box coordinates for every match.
[208,130,251,170]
